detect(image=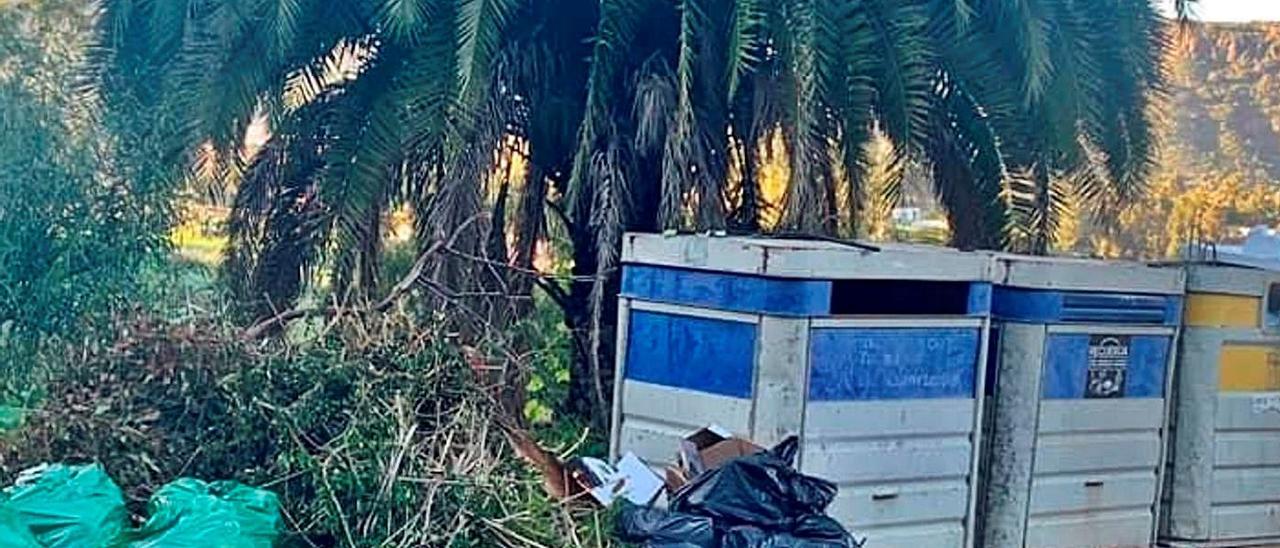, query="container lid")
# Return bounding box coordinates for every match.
[986,251,1184,295]
[1189,226,1280,273]
[621,233,993,281]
